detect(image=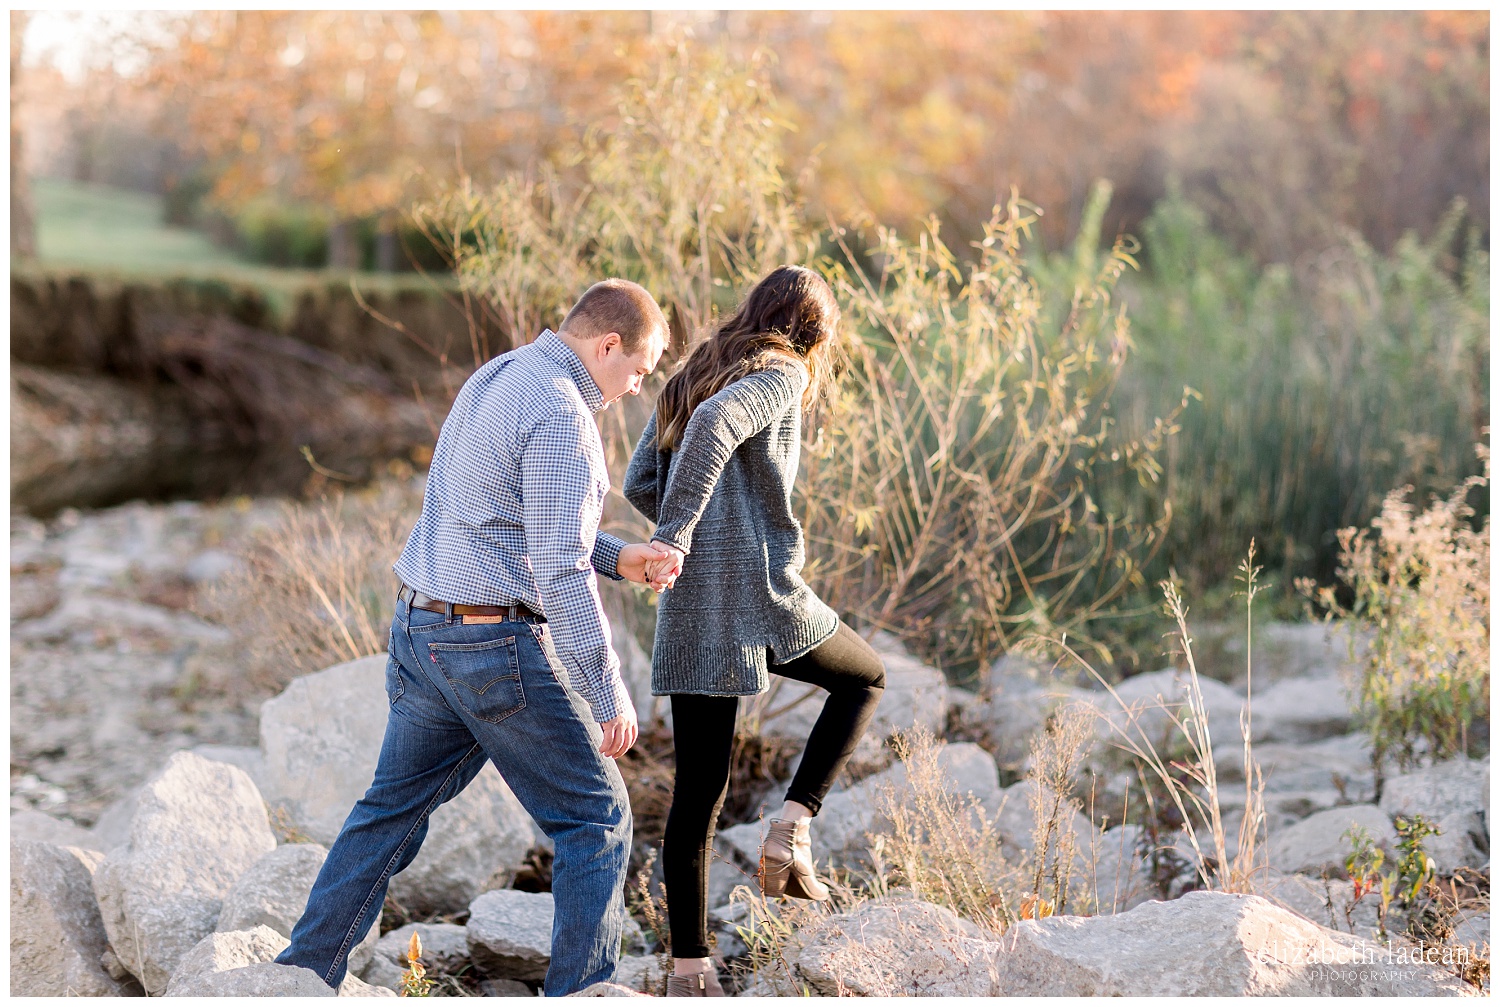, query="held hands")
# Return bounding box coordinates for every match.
[618,541,685,593]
